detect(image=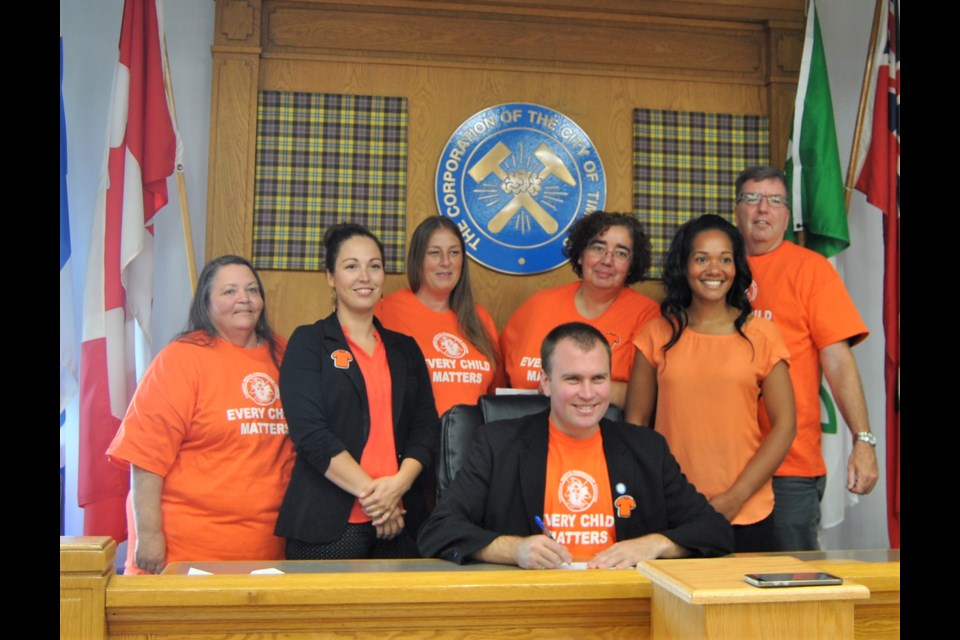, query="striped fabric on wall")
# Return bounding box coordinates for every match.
[633,109,769,278]
[253,91,409,273]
